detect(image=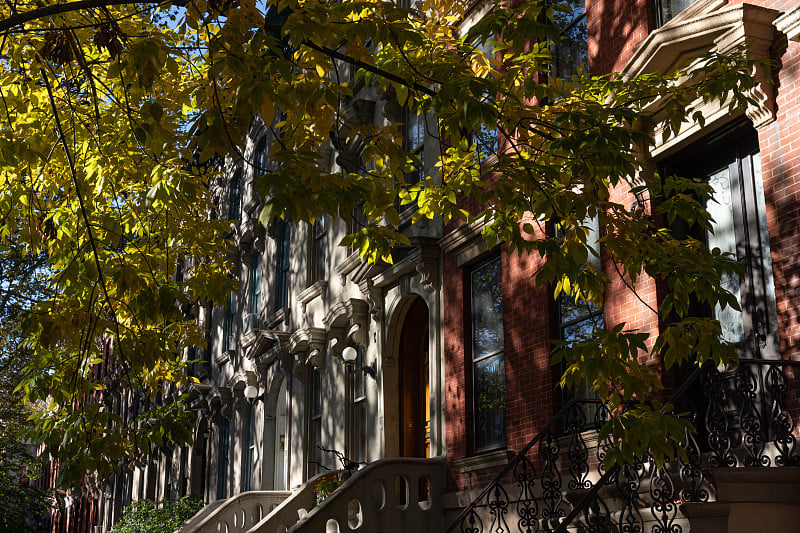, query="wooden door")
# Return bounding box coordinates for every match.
[399,298,430,458]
